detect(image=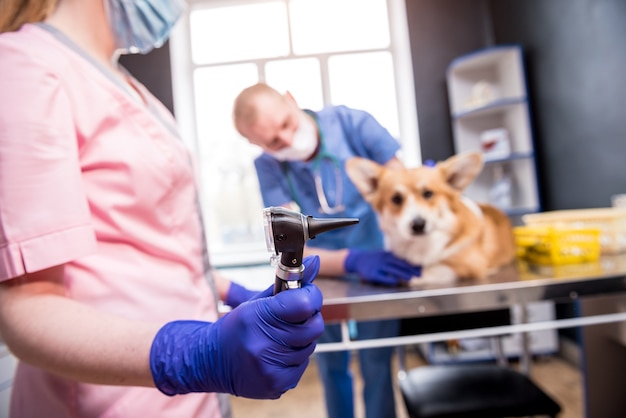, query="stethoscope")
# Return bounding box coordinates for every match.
[311,134,346,215]
[284,112,346,215]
